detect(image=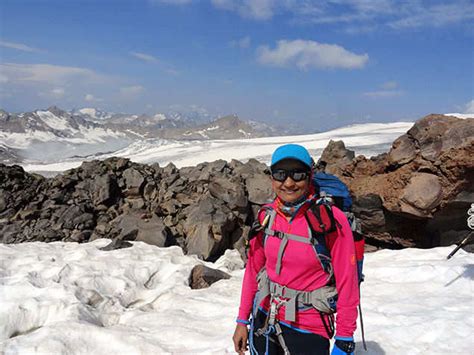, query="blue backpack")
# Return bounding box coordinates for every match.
[313,172,353,212]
